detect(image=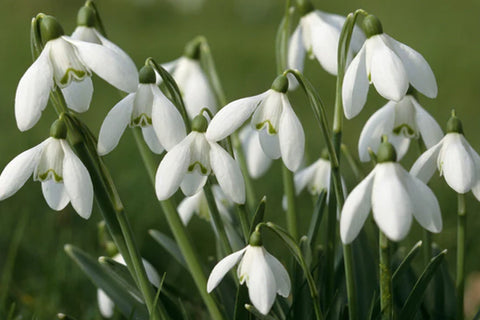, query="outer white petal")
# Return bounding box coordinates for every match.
[62,141,94,219]
[370,35,409,101]
[180,171,208,196]
[358,102,395,162]
[206,92,267,141]
[97,93,135,155]
[0,143,44,200]
[278,96,305,171]
[264,252,291,298]
[15,45,54,131]
[71,26,101,43]
[66,37,138,92]
[61,77,93,113]
[258,130,281,159]
[440,134,476,193]
[142,126,164,154]
[151,86,186,151]
[466,144,480,201]
[386,35,437,98]
[340,169,376,244]
[410,140,443,183]
[246,248,277,315]
[240,126,272,179]
[294,162,318,195]
[317,11,366,52]
[372,163,412,241]
[41,180,69,211]
[155,137,192,200]
[403,170,442,233]
[342,45,369,119]
[287,25,305,90]
[95,31,137,71]
[411,98,443,148]
[209,142,245,204]
[177,192,203,225]
[207,247,247,292]
[97,289,115,318]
